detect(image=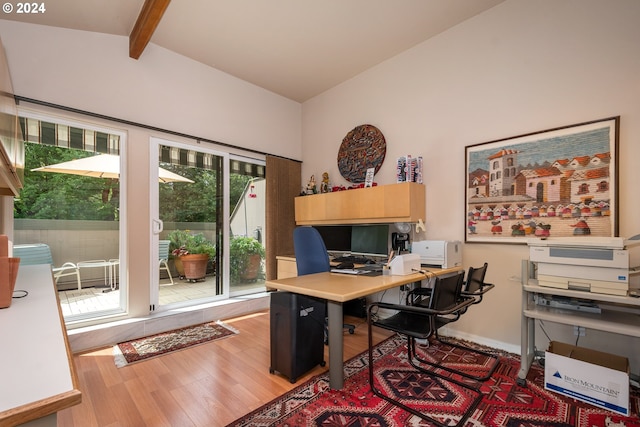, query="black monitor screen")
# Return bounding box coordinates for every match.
[350,225,389,257]
[314,226,352,253]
